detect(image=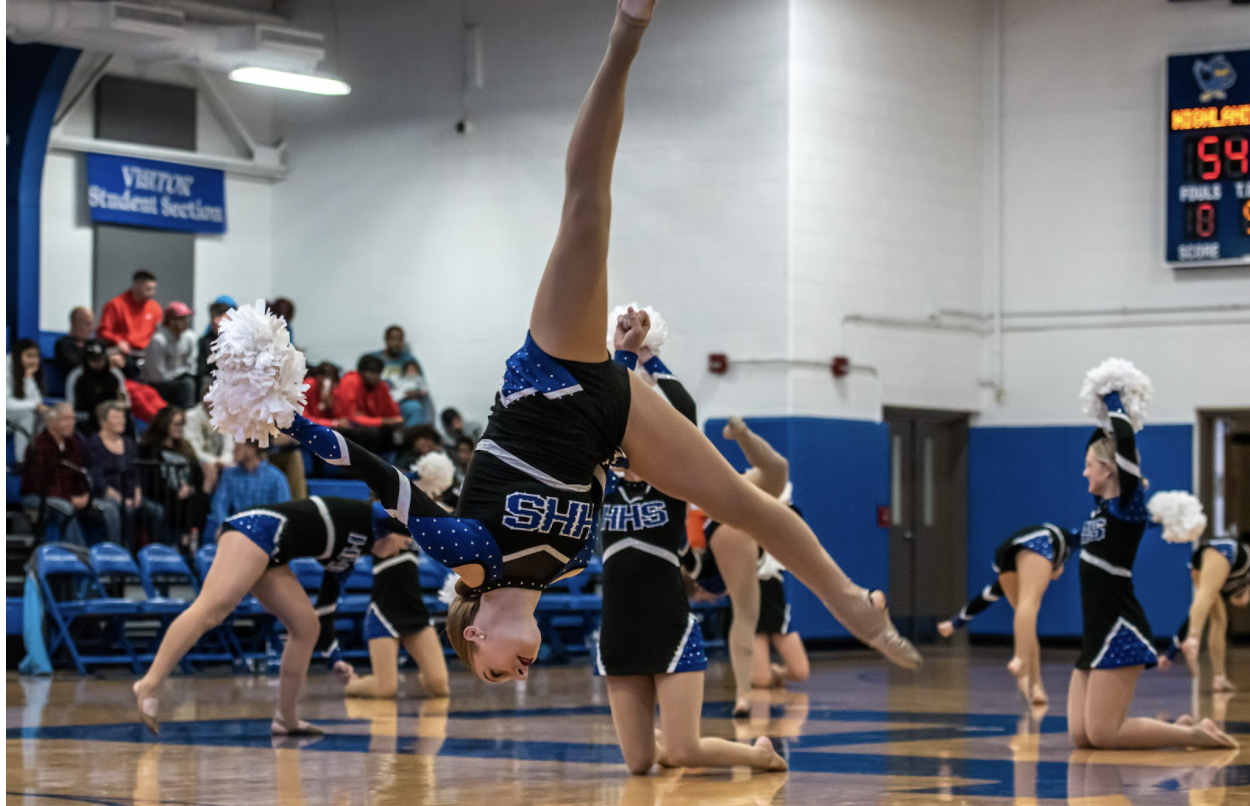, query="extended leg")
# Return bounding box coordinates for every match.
[622,374,919,669]
[1184,553,1231,666]
[723,417,788,498]
[1012,551,1052,705]
[251,567,322,733]
[528,1,654,362]
[711,524,762,713]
